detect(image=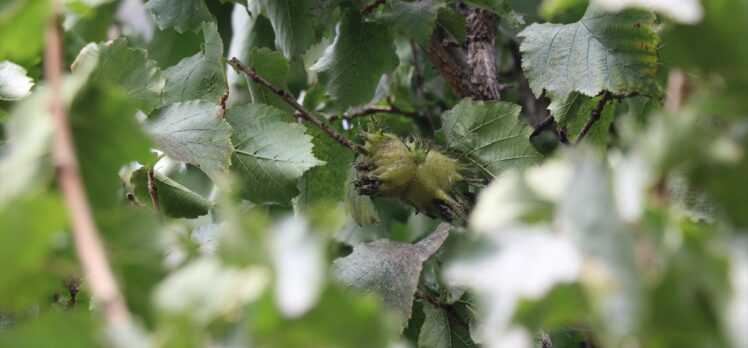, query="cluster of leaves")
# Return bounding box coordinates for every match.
[1,0,747,347]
